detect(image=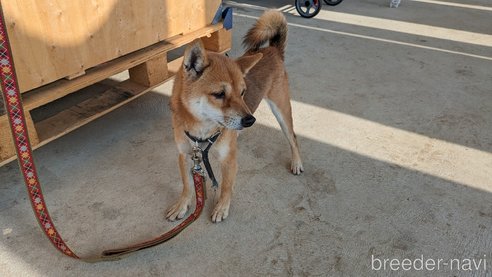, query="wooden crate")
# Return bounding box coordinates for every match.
[0,2,232,166]
[2,0,221,93]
